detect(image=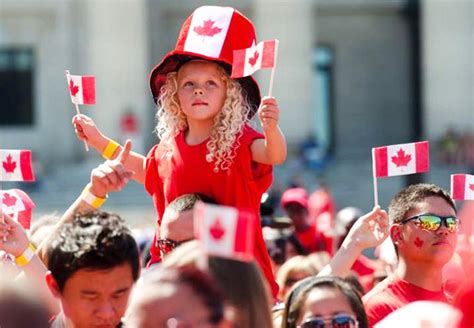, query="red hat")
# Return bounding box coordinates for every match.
[149,6,261,118]
[281,188,309,209]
